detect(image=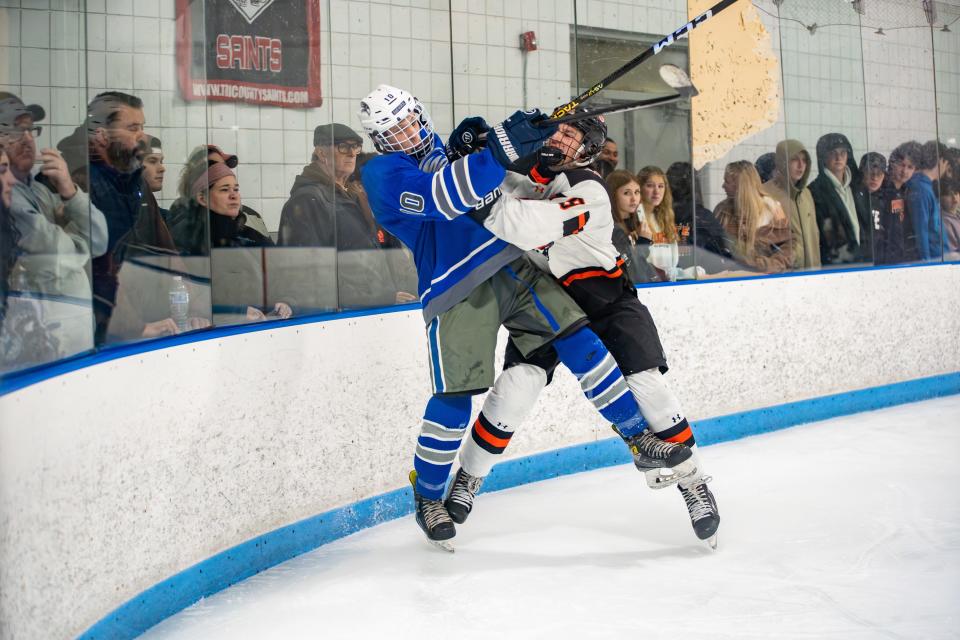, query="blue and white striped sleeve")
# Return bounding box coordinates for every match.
[363,148,506,223]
